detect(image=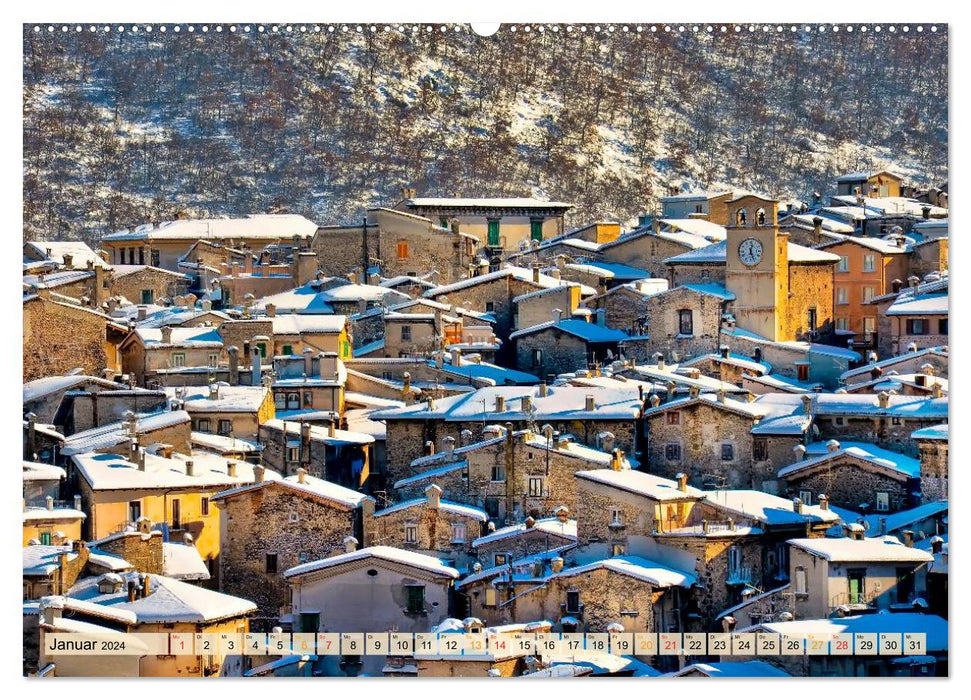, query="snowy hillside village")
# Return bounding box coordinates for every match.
[22,174,948,677]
